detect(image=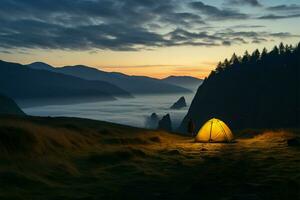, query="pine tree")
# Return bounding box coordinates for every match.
[210,41,299,80]
[230,53,239,65]
[279,42,285,55]
[251,49,260,62]
[261,48,268,59]
[223,59,230,68]
[285,45,293,54]
[216,62,223,72]
[295,42,300,53]
[271,45,279,56]
[242,51,250,64]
